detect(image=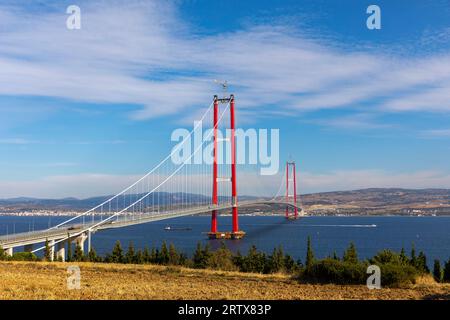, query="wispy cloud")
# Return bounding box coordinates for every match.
[0,138,37,144]
[0,0,449,123]
[420,129,450,138]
